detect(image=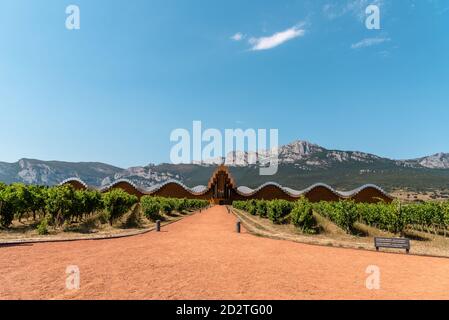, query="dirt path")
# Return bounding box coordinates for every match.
[1,206,449,300]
